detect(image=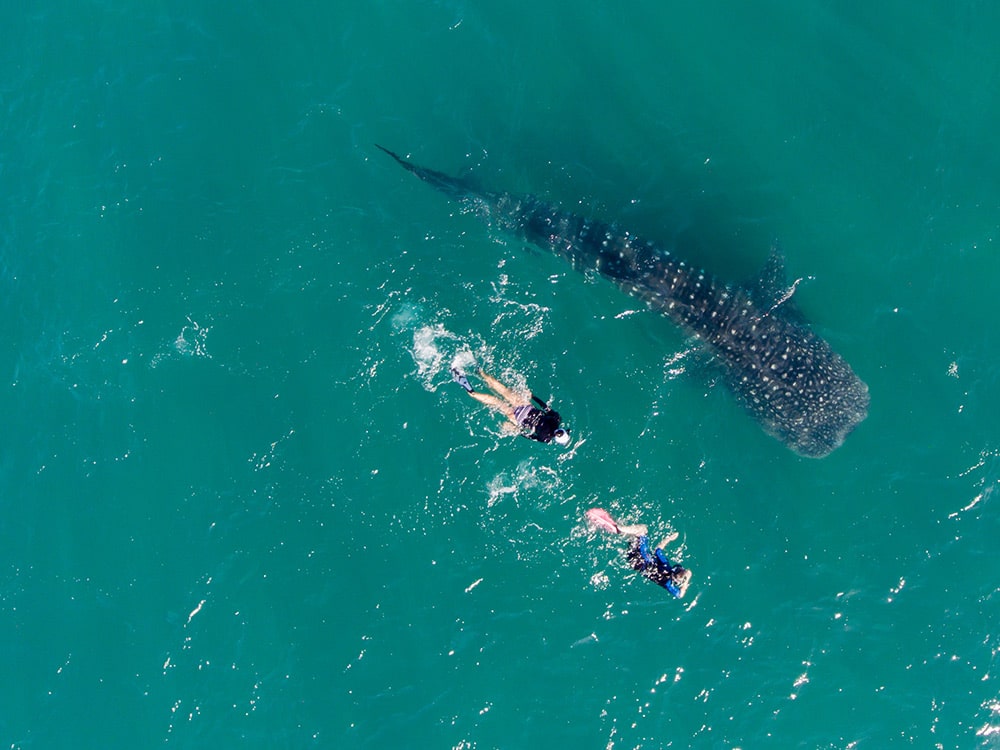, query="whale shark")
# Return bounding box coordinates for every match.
[377,146,869,457]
